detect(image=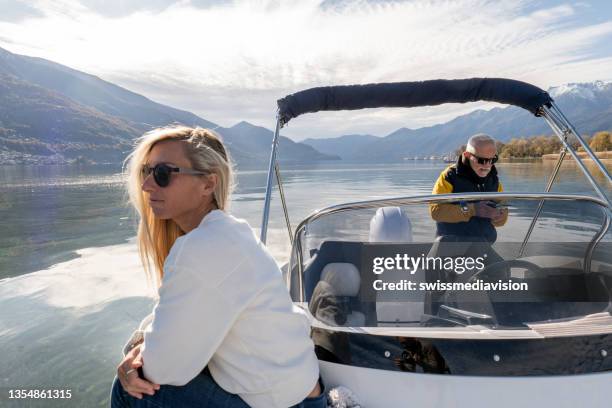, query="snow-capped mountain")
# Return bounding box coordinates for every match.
[303,81,612,161]
[549,81,612,100]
